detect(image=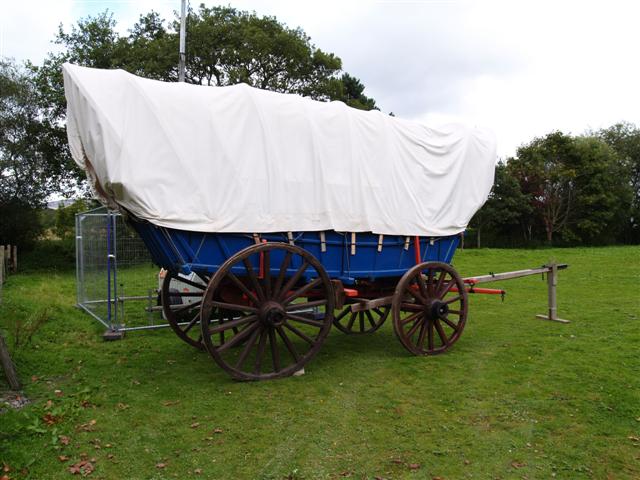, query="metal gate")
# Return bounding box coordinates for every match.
[75,207,166,333]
